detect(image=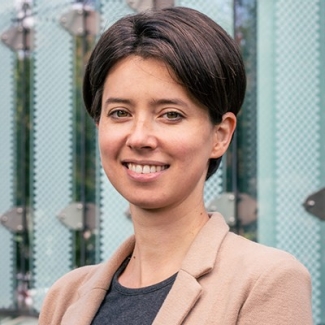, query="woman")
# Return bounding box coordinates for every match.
[39,7,312,325]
